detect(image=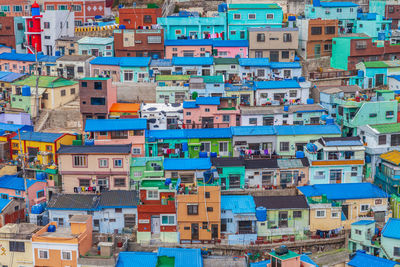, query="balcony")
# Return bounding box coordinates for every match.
[309,70,357,81]
[184,122,231,129]
[143,170,164,178]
